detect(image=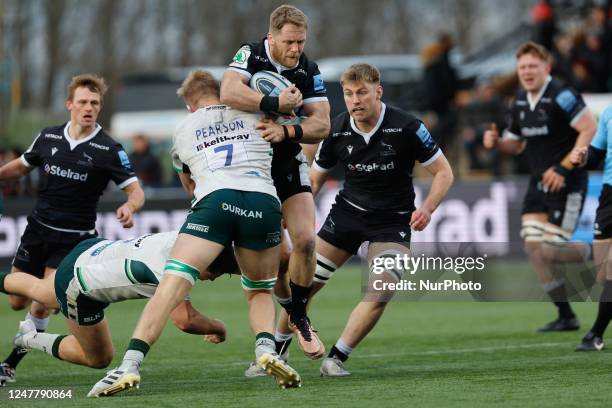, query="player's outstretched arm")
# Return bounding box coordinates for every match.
[169,300,226,343]
[560,110,597,169]
[0,158,31,180]
[116,181,145,229]
[220,71,267,112]
[410,154,454,231]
